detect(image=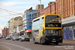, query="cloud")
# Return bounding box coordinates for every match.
[0,5,34,18]
[0,1,36,6]
[0,25,4,29]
